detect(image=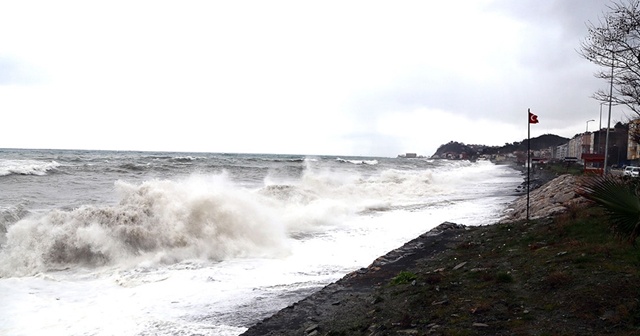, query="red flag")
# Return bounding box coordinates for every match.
[529,112,539,124]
